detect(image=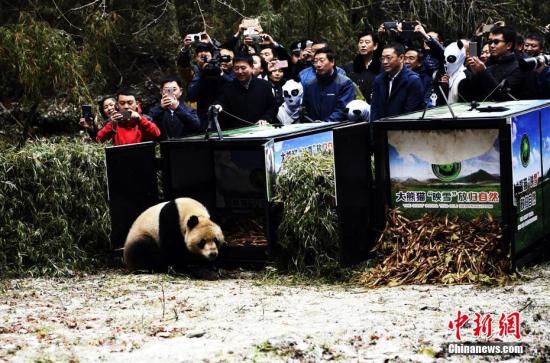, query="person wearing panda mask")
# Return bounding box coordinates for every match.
[442,41,468,103]
[277,79,303,124]
[439,40,479,103]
